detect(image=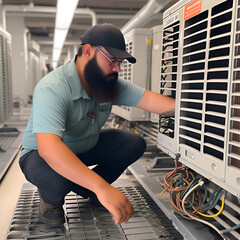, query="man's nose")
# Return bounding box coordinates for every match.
[112,64,121,72]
